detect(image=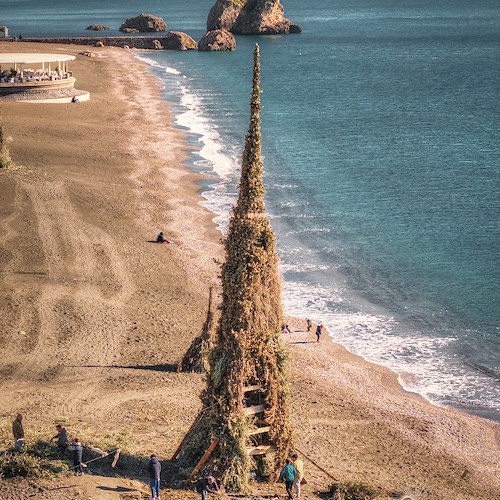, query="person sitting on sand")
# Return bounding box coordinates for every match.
[196,475,221,499]
[156,231,170,244]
